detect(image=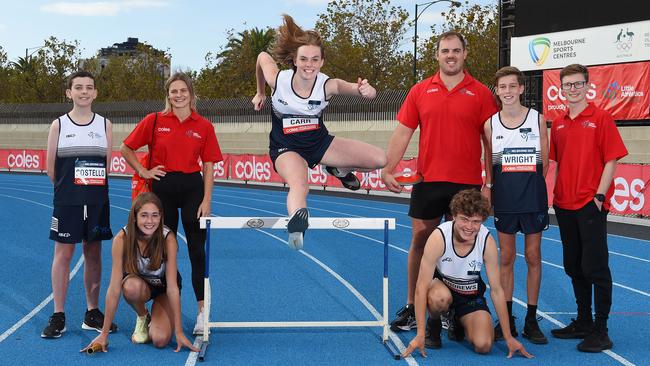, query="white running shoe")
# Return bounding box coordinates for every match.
[193,309,204,335]
[131,312,151,344]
